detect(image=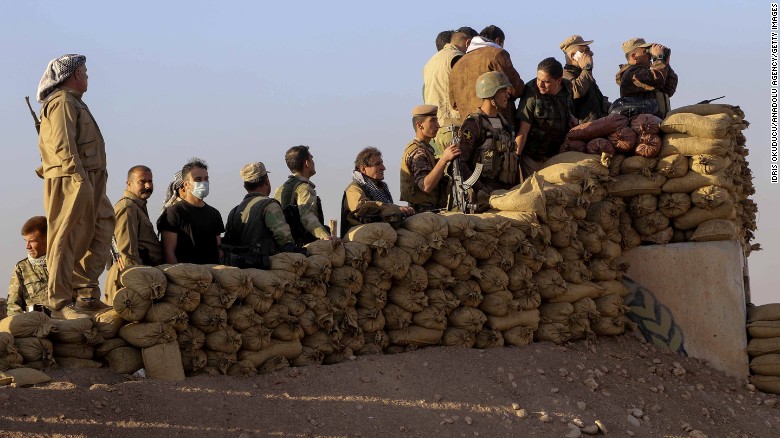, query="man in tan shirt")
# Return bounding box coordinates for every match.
[36,54,113,318]
[104,165,164,304]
